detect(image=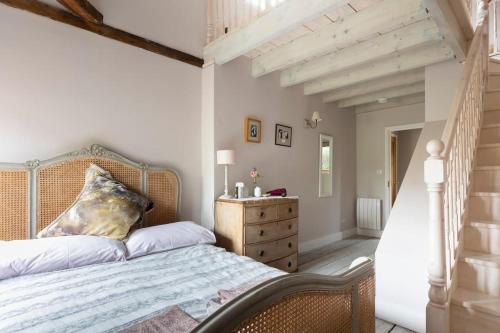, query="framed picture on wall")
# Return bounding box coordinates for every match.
[245,117,262,143]
[275,124,292,147]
